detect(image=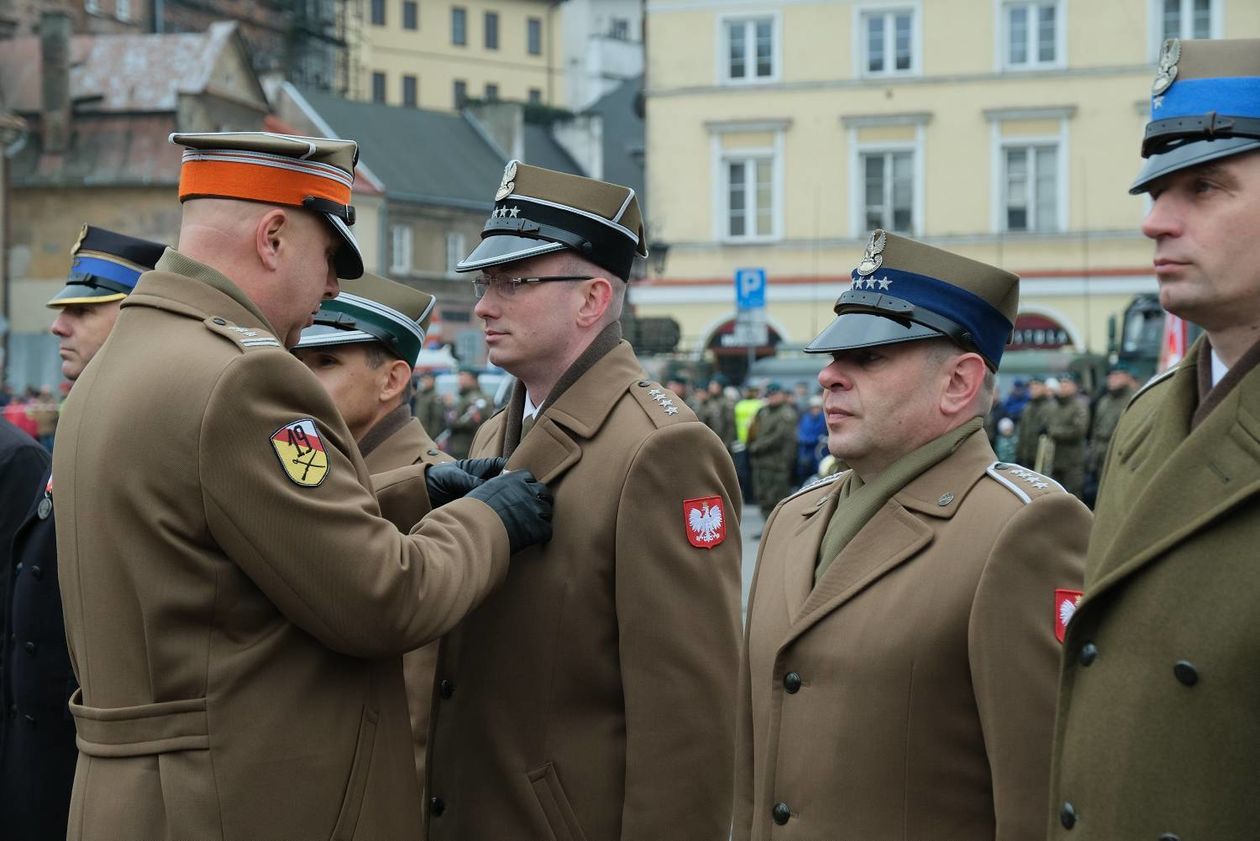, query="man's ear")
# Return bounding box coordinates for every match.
[256,209,288,271]
[380,358,413,404]
[939,352,988,417]
[574,276,614,328]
